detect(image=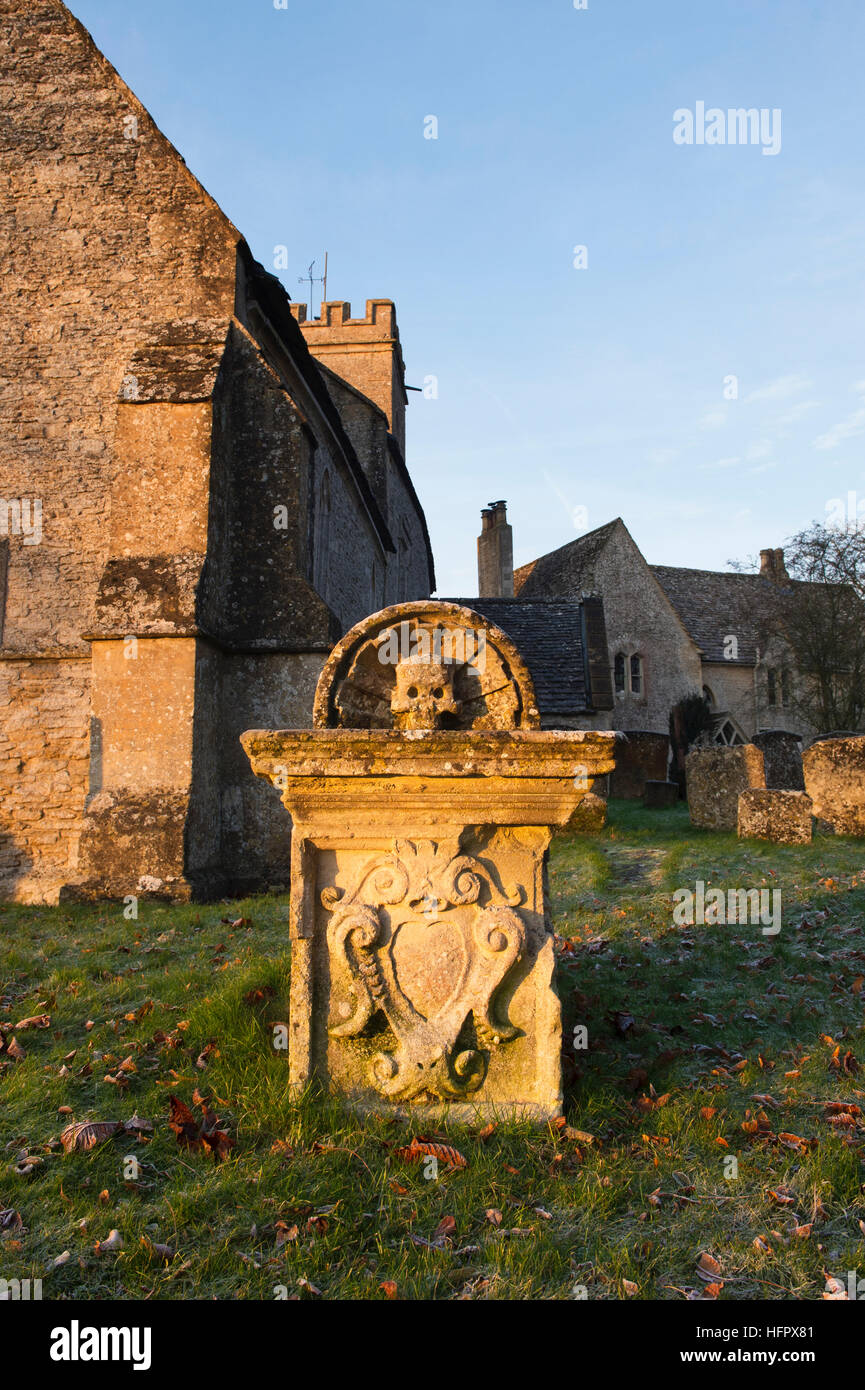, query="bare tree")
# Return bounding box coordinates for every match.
[730,524,865,733]
[779,523,865,732]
